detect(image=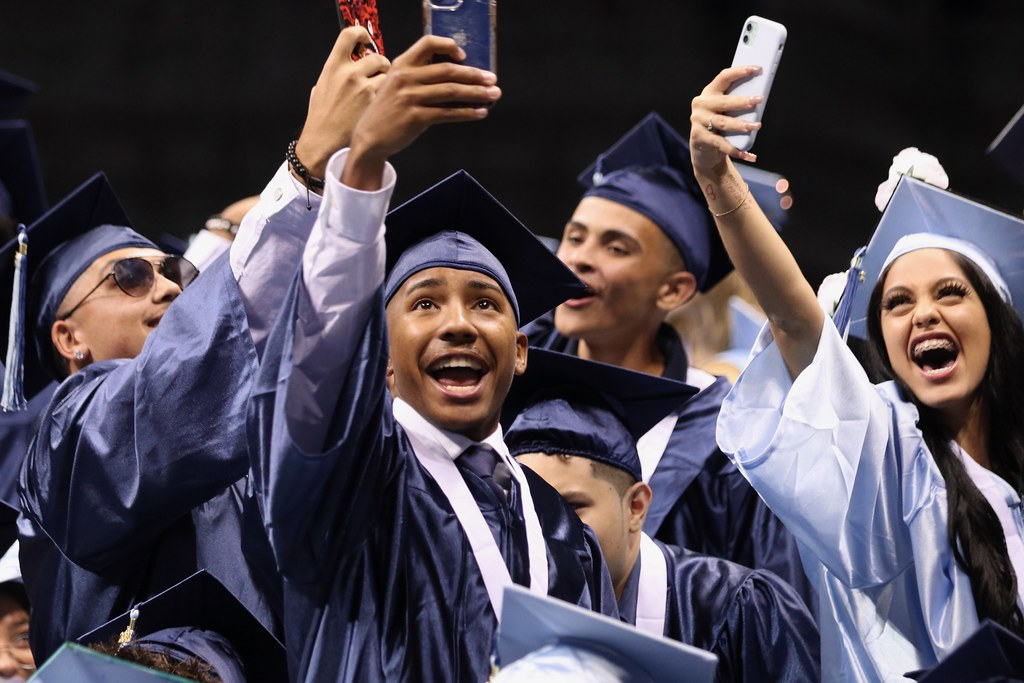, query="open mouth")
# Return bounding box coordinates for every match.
[911,337,959,376]
[427,356,487,394]
[564,285,598,306]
